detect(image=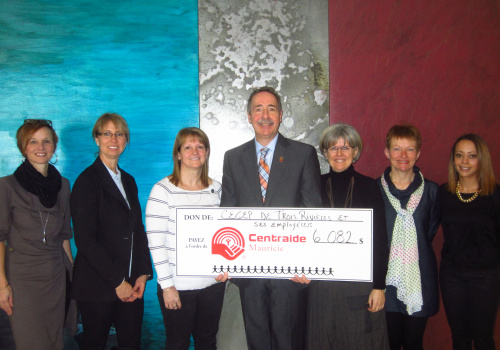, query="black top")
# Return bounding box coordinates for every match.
[440,183,500,269]
[379,166,441,316]
[321,165,389,289]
